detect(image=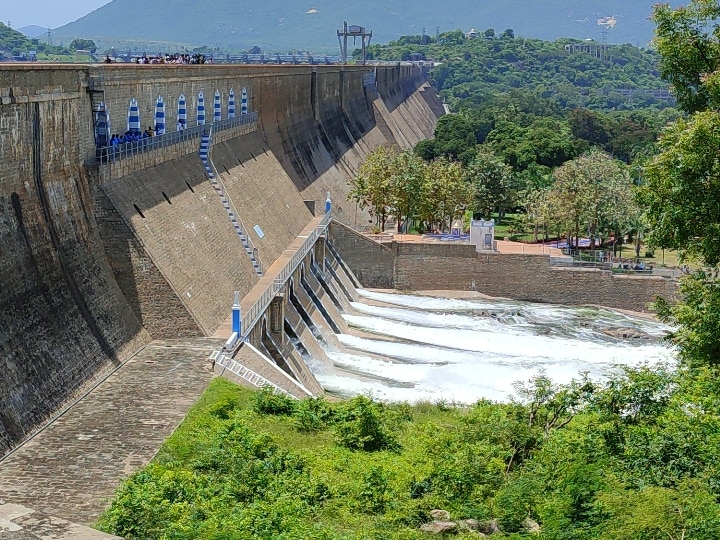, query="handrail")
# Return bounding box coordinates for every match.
[215,353,296,398]
[94,112,258,164]
[213,168,258,258]
[240,212,332,342]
